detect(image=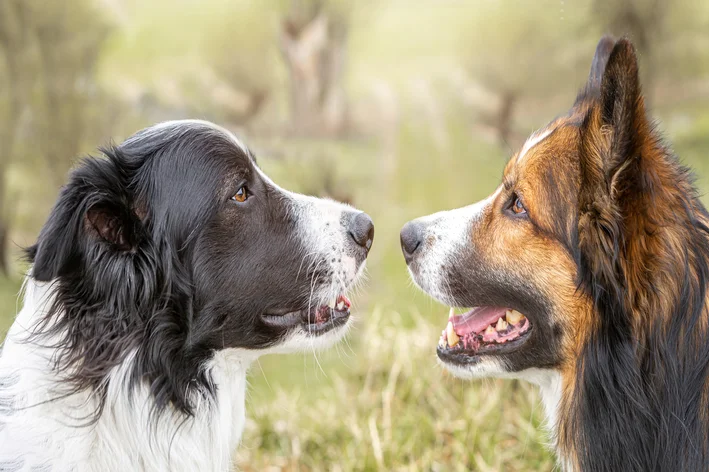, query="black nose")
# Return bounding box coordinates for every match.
[349,212,374,252]
[400,221,423,263]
